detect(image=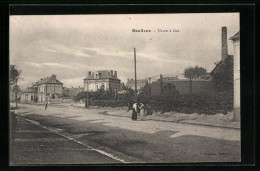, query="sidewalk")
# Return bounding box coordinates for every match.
[12,103,241,142]
[13,102,240,129]
[97,109,240,129]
